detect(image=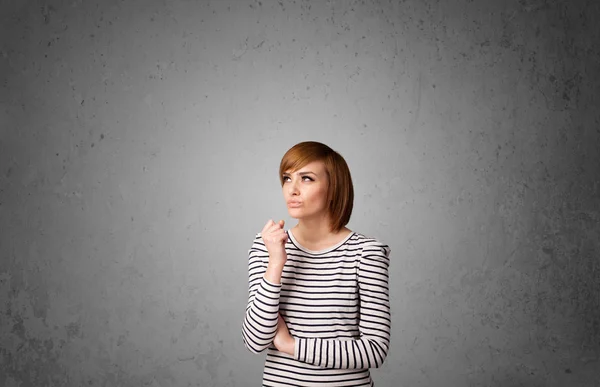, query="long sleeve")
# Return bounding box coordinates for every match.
[241,234,282,353]
[293,242,391,369]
